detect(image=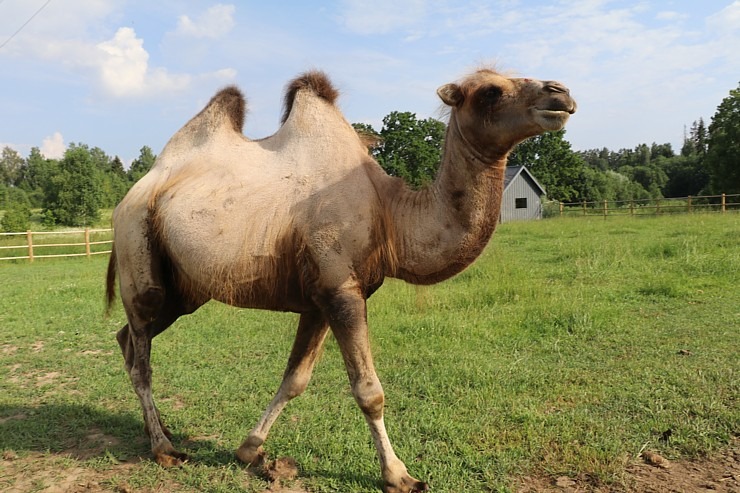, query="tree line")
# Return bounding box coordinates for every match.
[0,144,155,232]
[1,82,737,231]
